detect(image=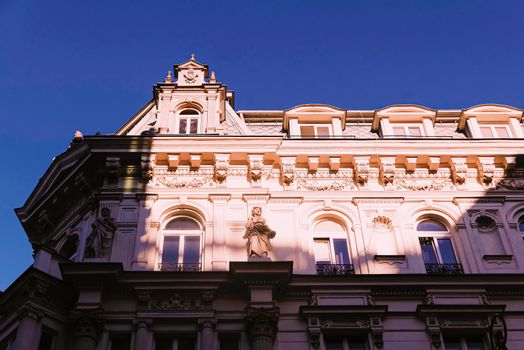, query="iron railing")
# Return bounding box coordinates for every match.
[158,263,201,272]
[316,263,355,276]
[424,263,464,274]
